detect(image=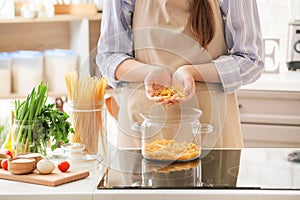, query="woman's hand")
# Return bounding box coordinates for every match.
[171,65,195,103]
[144,67,172,104]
